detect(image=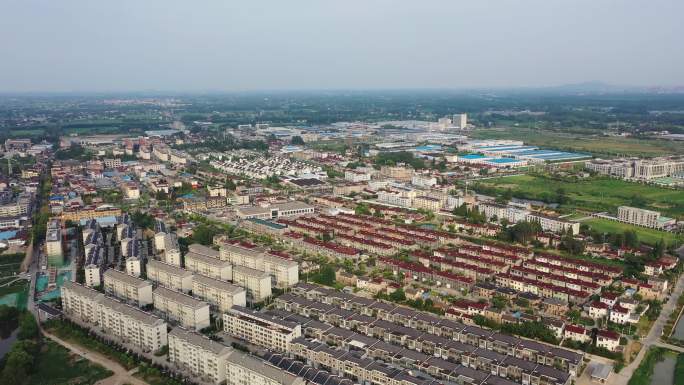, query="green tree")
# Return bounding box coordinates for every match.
[389,288,406,302]
[18,312,38,340]
[291,136,305,145]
